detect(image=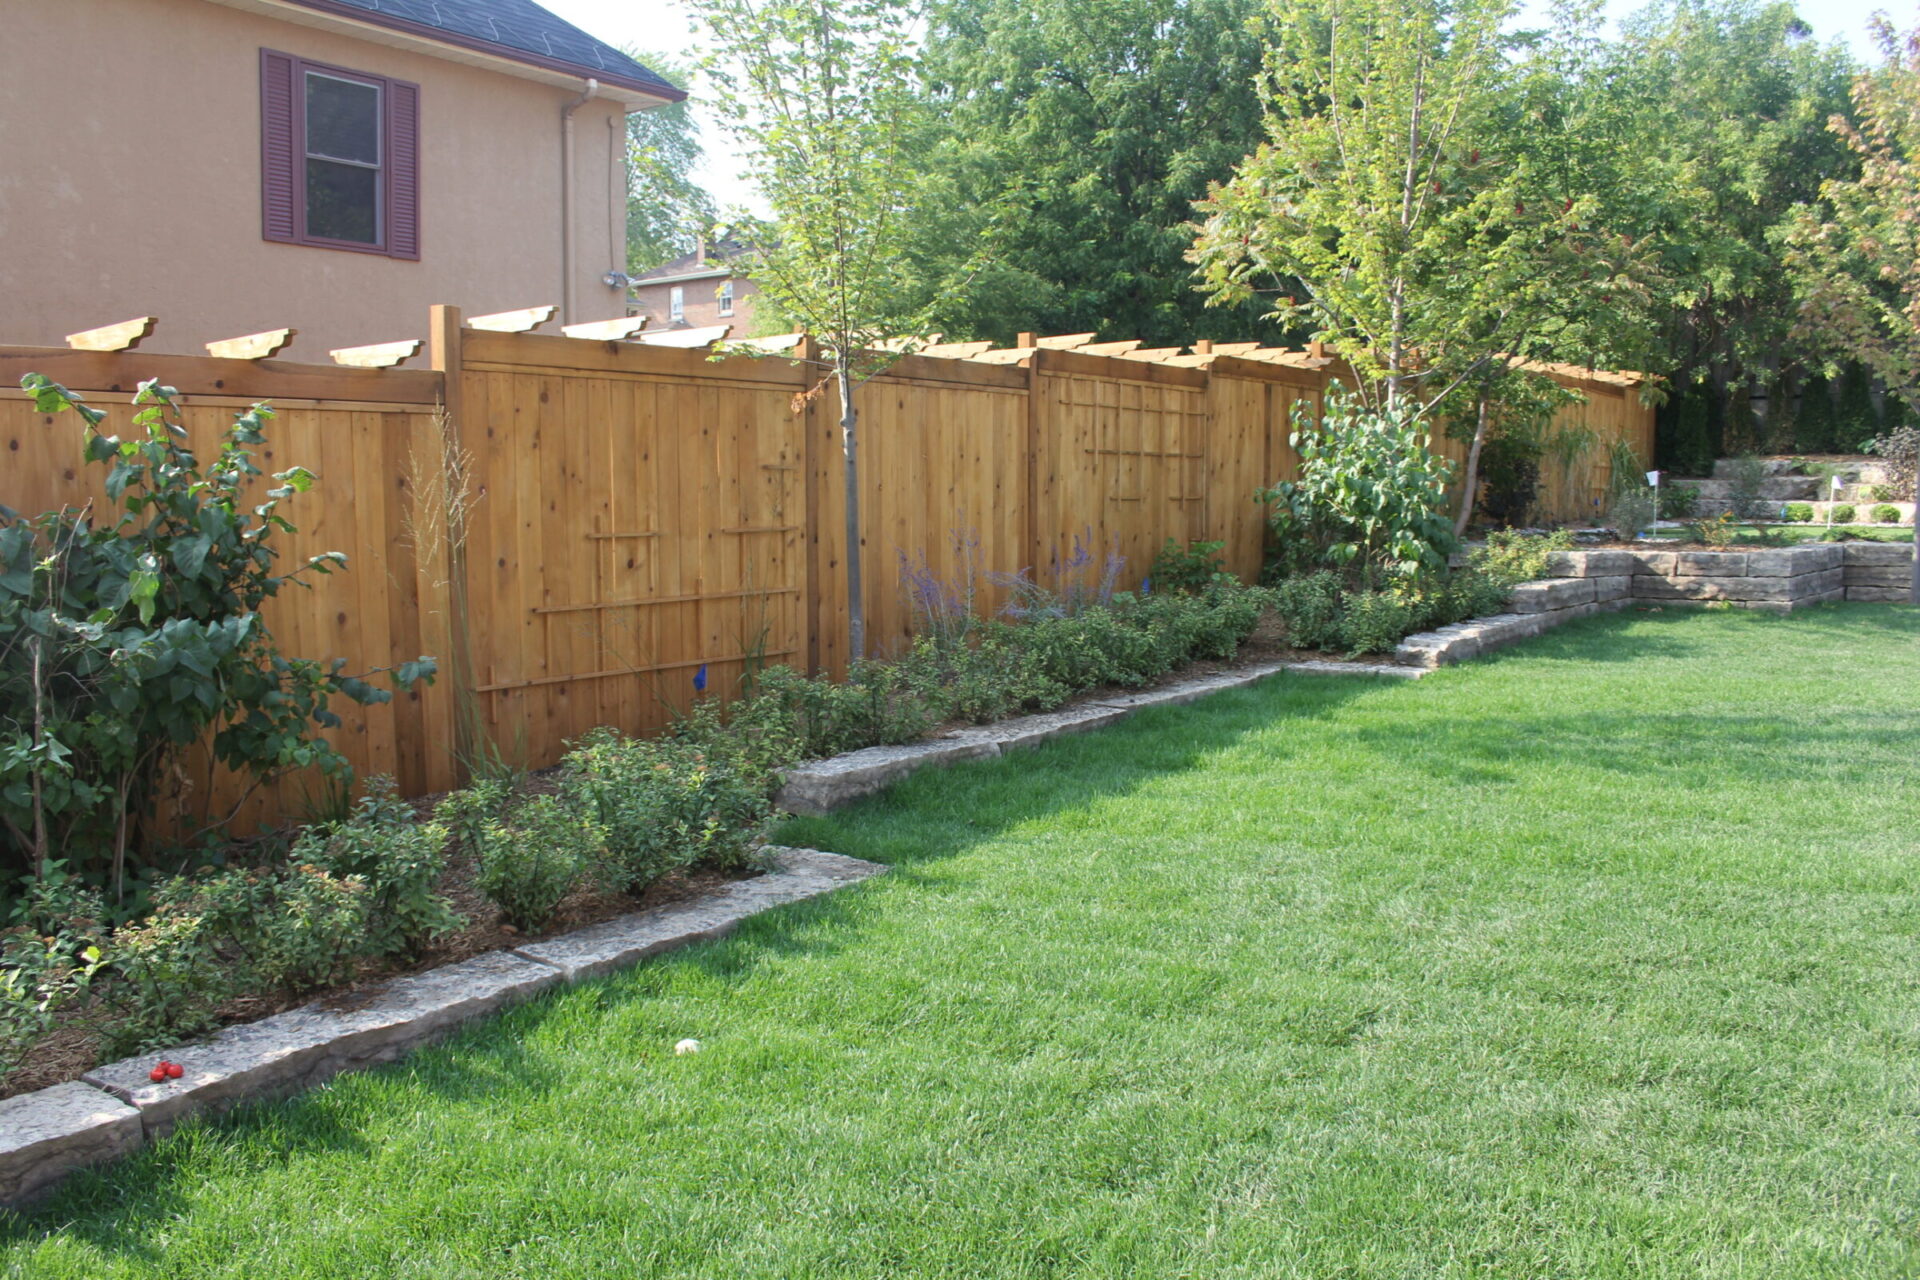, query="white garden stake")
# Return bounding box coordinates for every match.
[1647,470,1660,527]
